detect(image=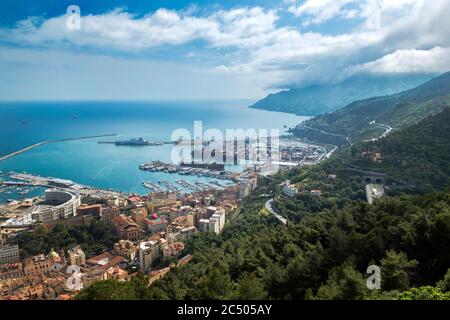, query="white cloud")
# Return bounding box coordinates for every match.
[288,0,357,25]
[0,0,450,93]
[287,0,422,27]
[0,7,282,51]
[348,47,450,74]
